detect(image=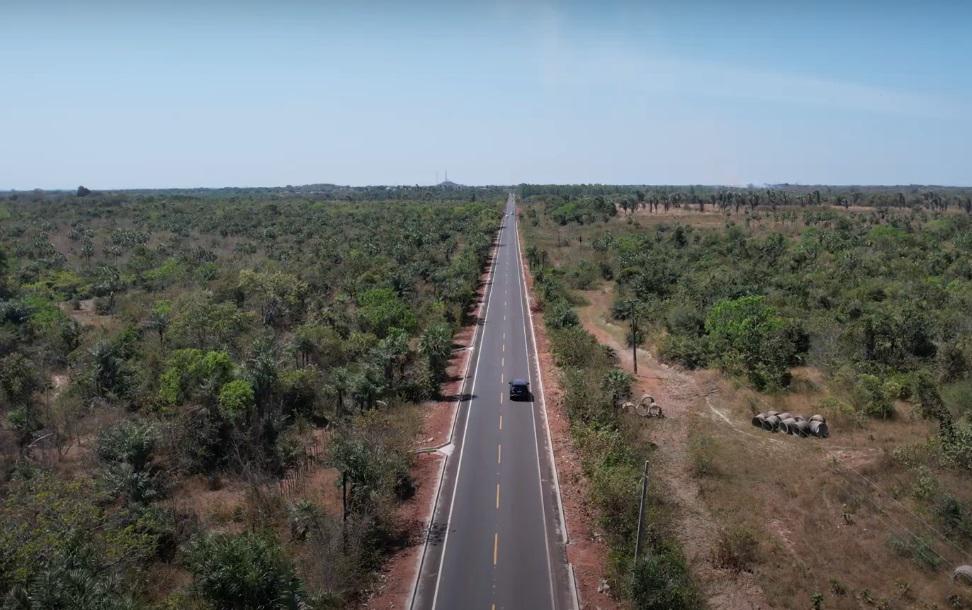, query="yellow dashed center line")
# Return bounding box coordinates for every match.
[499,415,503,431]
[497,444,502,464]
[496,483,500,509]
[493,533,499,566]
